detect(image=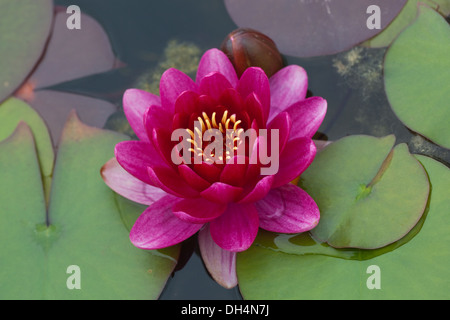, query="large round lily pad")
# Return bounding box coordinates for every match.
[299,135,429,249]
[0,0,53,103]
[384,5,450,149]
[237,155,450,299]
[0,112,179,299]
